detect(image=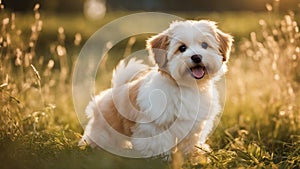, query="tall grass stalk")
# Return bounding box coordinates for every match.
[0,3,81,149]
